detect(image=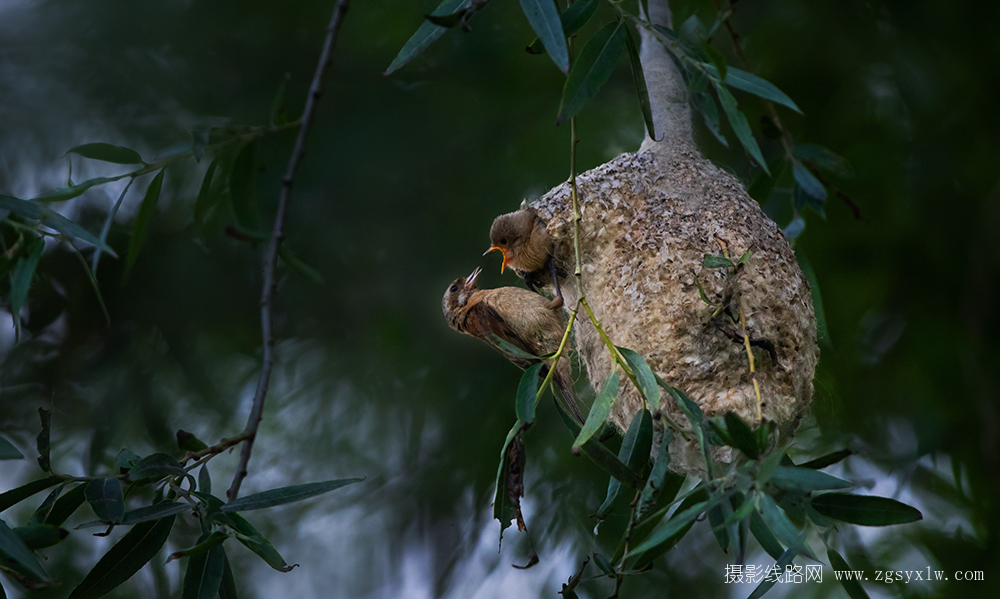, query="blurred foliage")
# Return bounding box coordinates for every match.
[0,0,997,598]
